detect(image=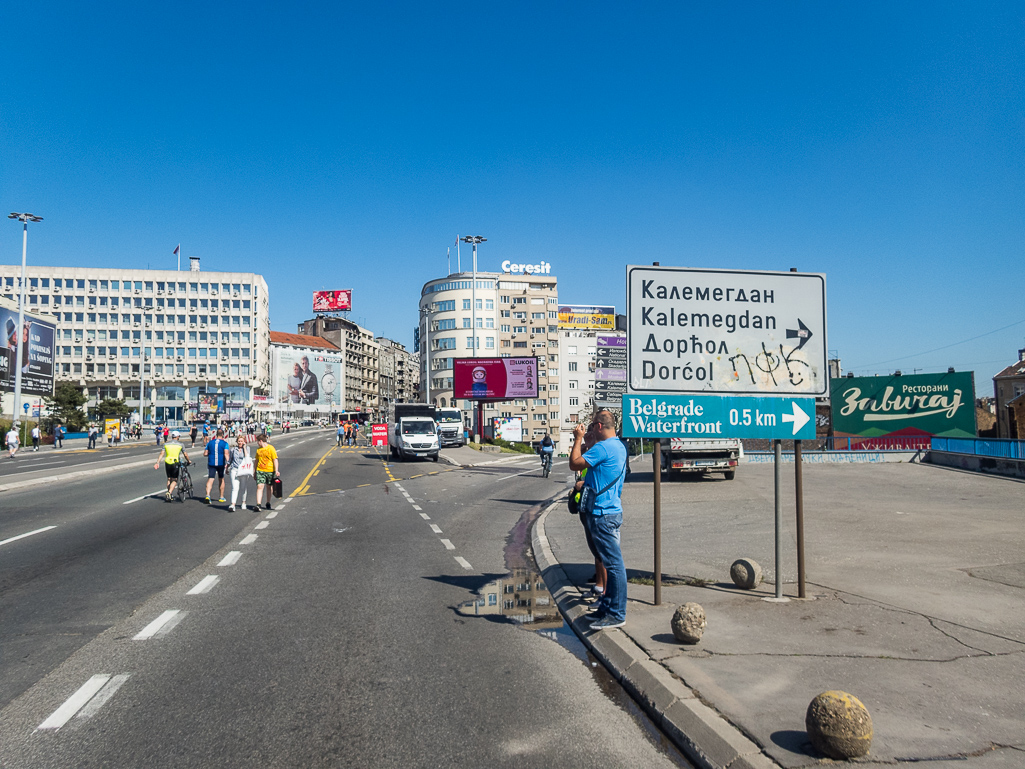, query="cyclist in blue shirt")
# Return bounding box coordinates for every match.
[539,433,555,474]
[203,428,230,504]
